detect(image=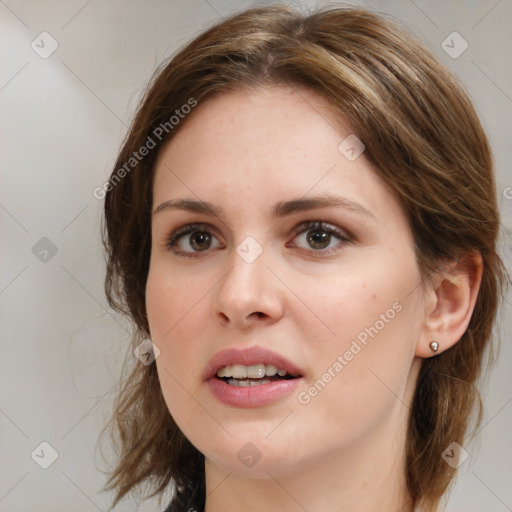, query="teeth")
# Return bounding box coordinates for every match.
[216,366,231,378]
[217,363,288,379]
[227,379,272,386]
[231,364,247,379]
[265,364,278,376]
[247,363,265,378]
